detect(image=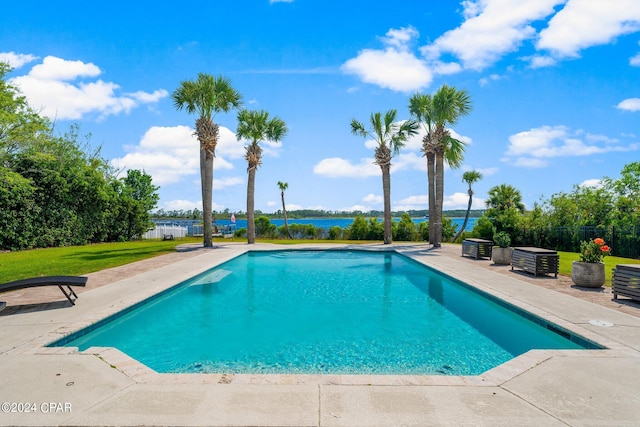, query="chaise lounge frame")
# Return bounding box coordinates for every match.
[0,276,88,306]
